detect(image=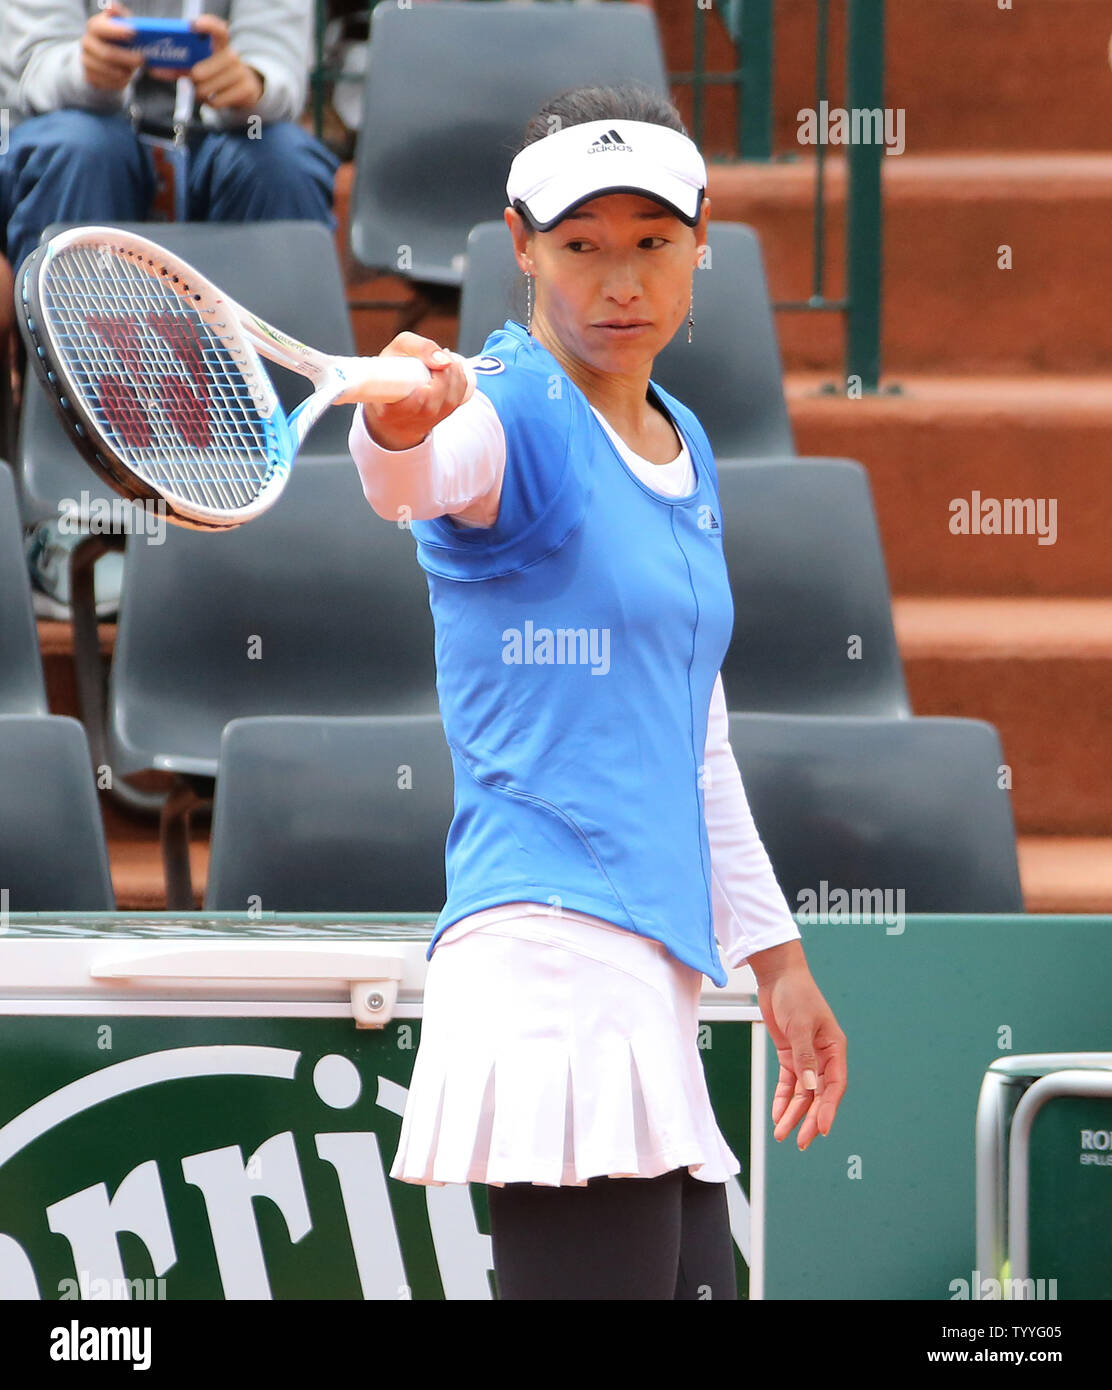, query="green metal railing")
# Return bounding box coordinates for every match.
[844,0,886,392]
[310,0,886,393]
[675,0,886,393]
